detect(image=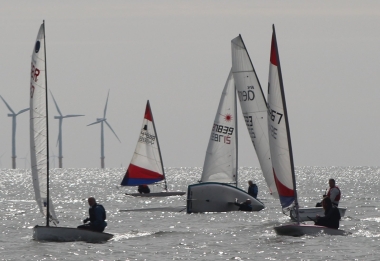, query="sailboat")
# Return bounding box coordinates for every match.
[268,25,346,236]
[120,100,185,197]
[30,21,113,242]
[231,34,278,199]
[187,70,265,213]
